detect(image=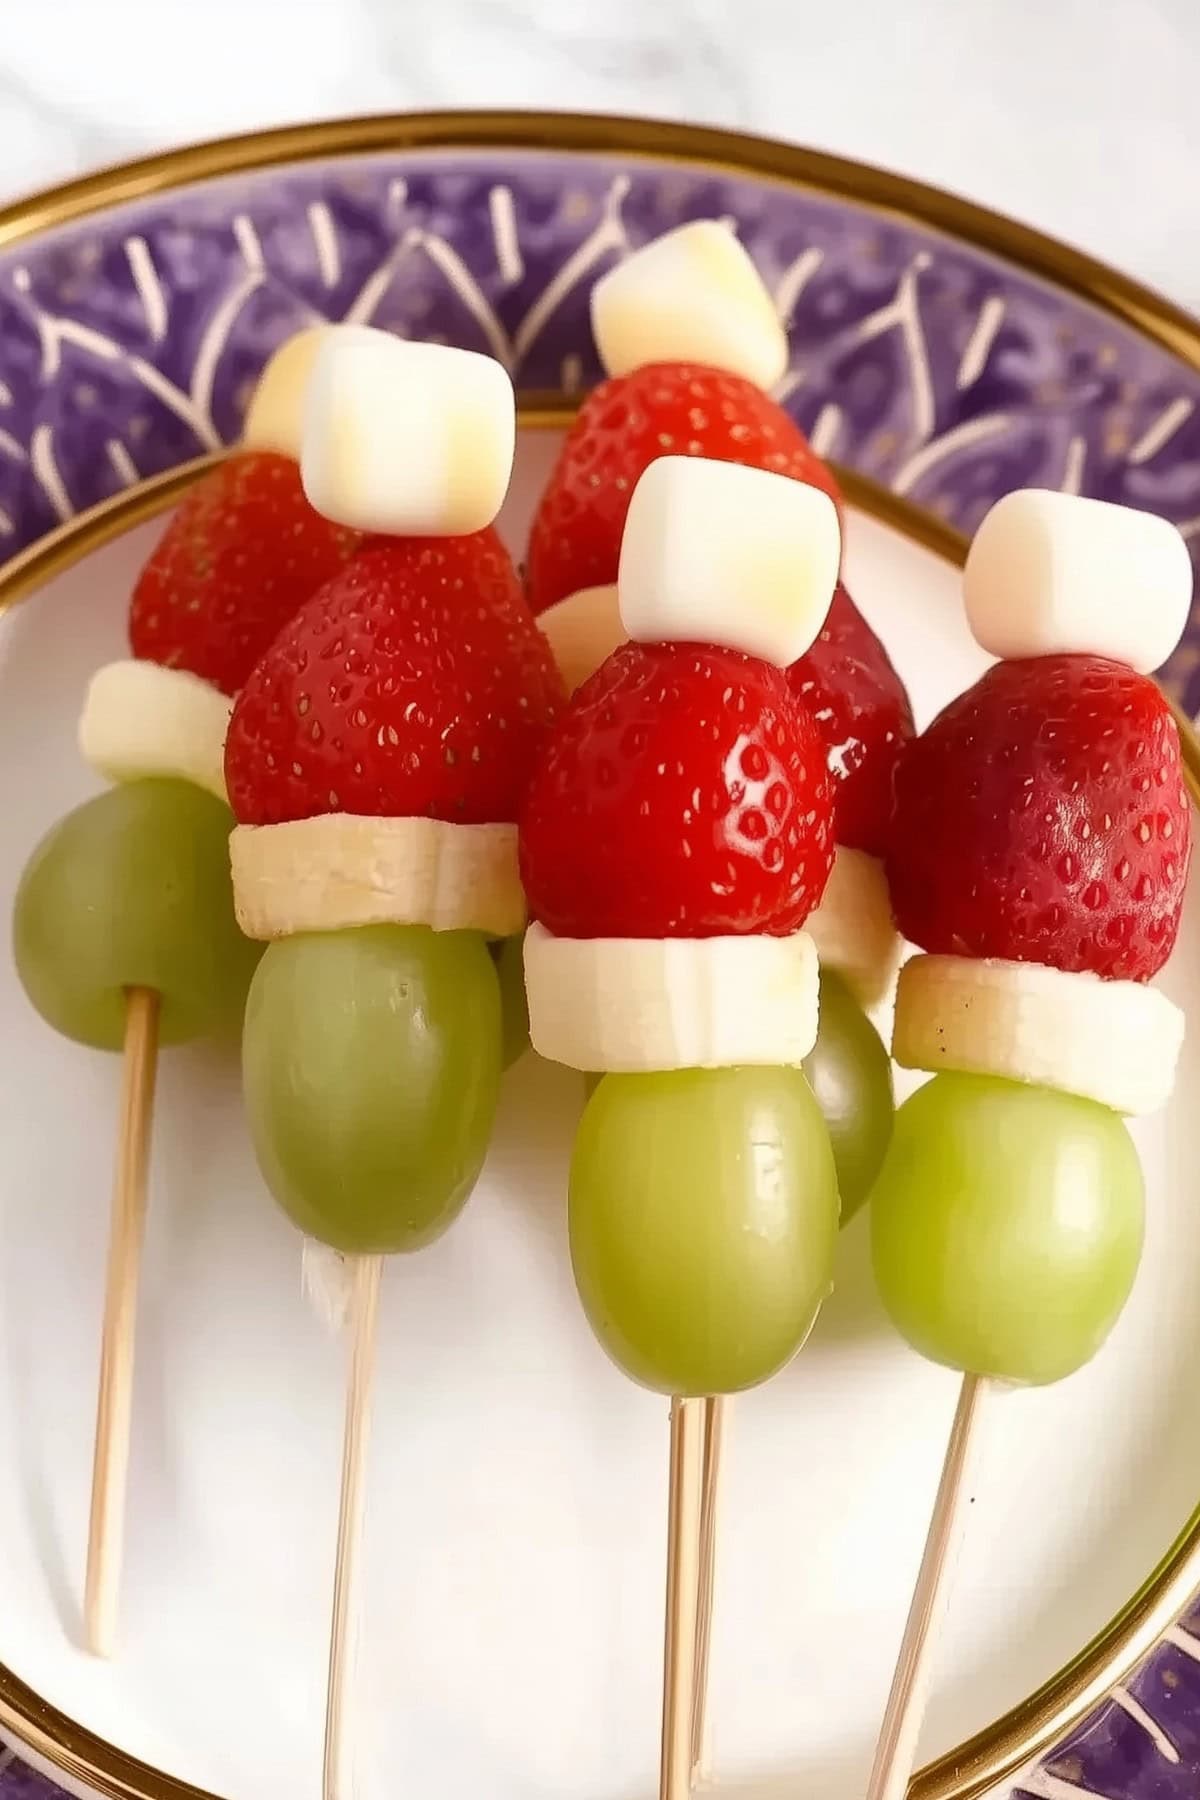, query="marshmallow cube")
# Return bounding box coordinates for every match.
[241,326,335,458]
[591,220,788,391]
[301,328,516,537]
[618,456,841,667]
[964,488,1193,673]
